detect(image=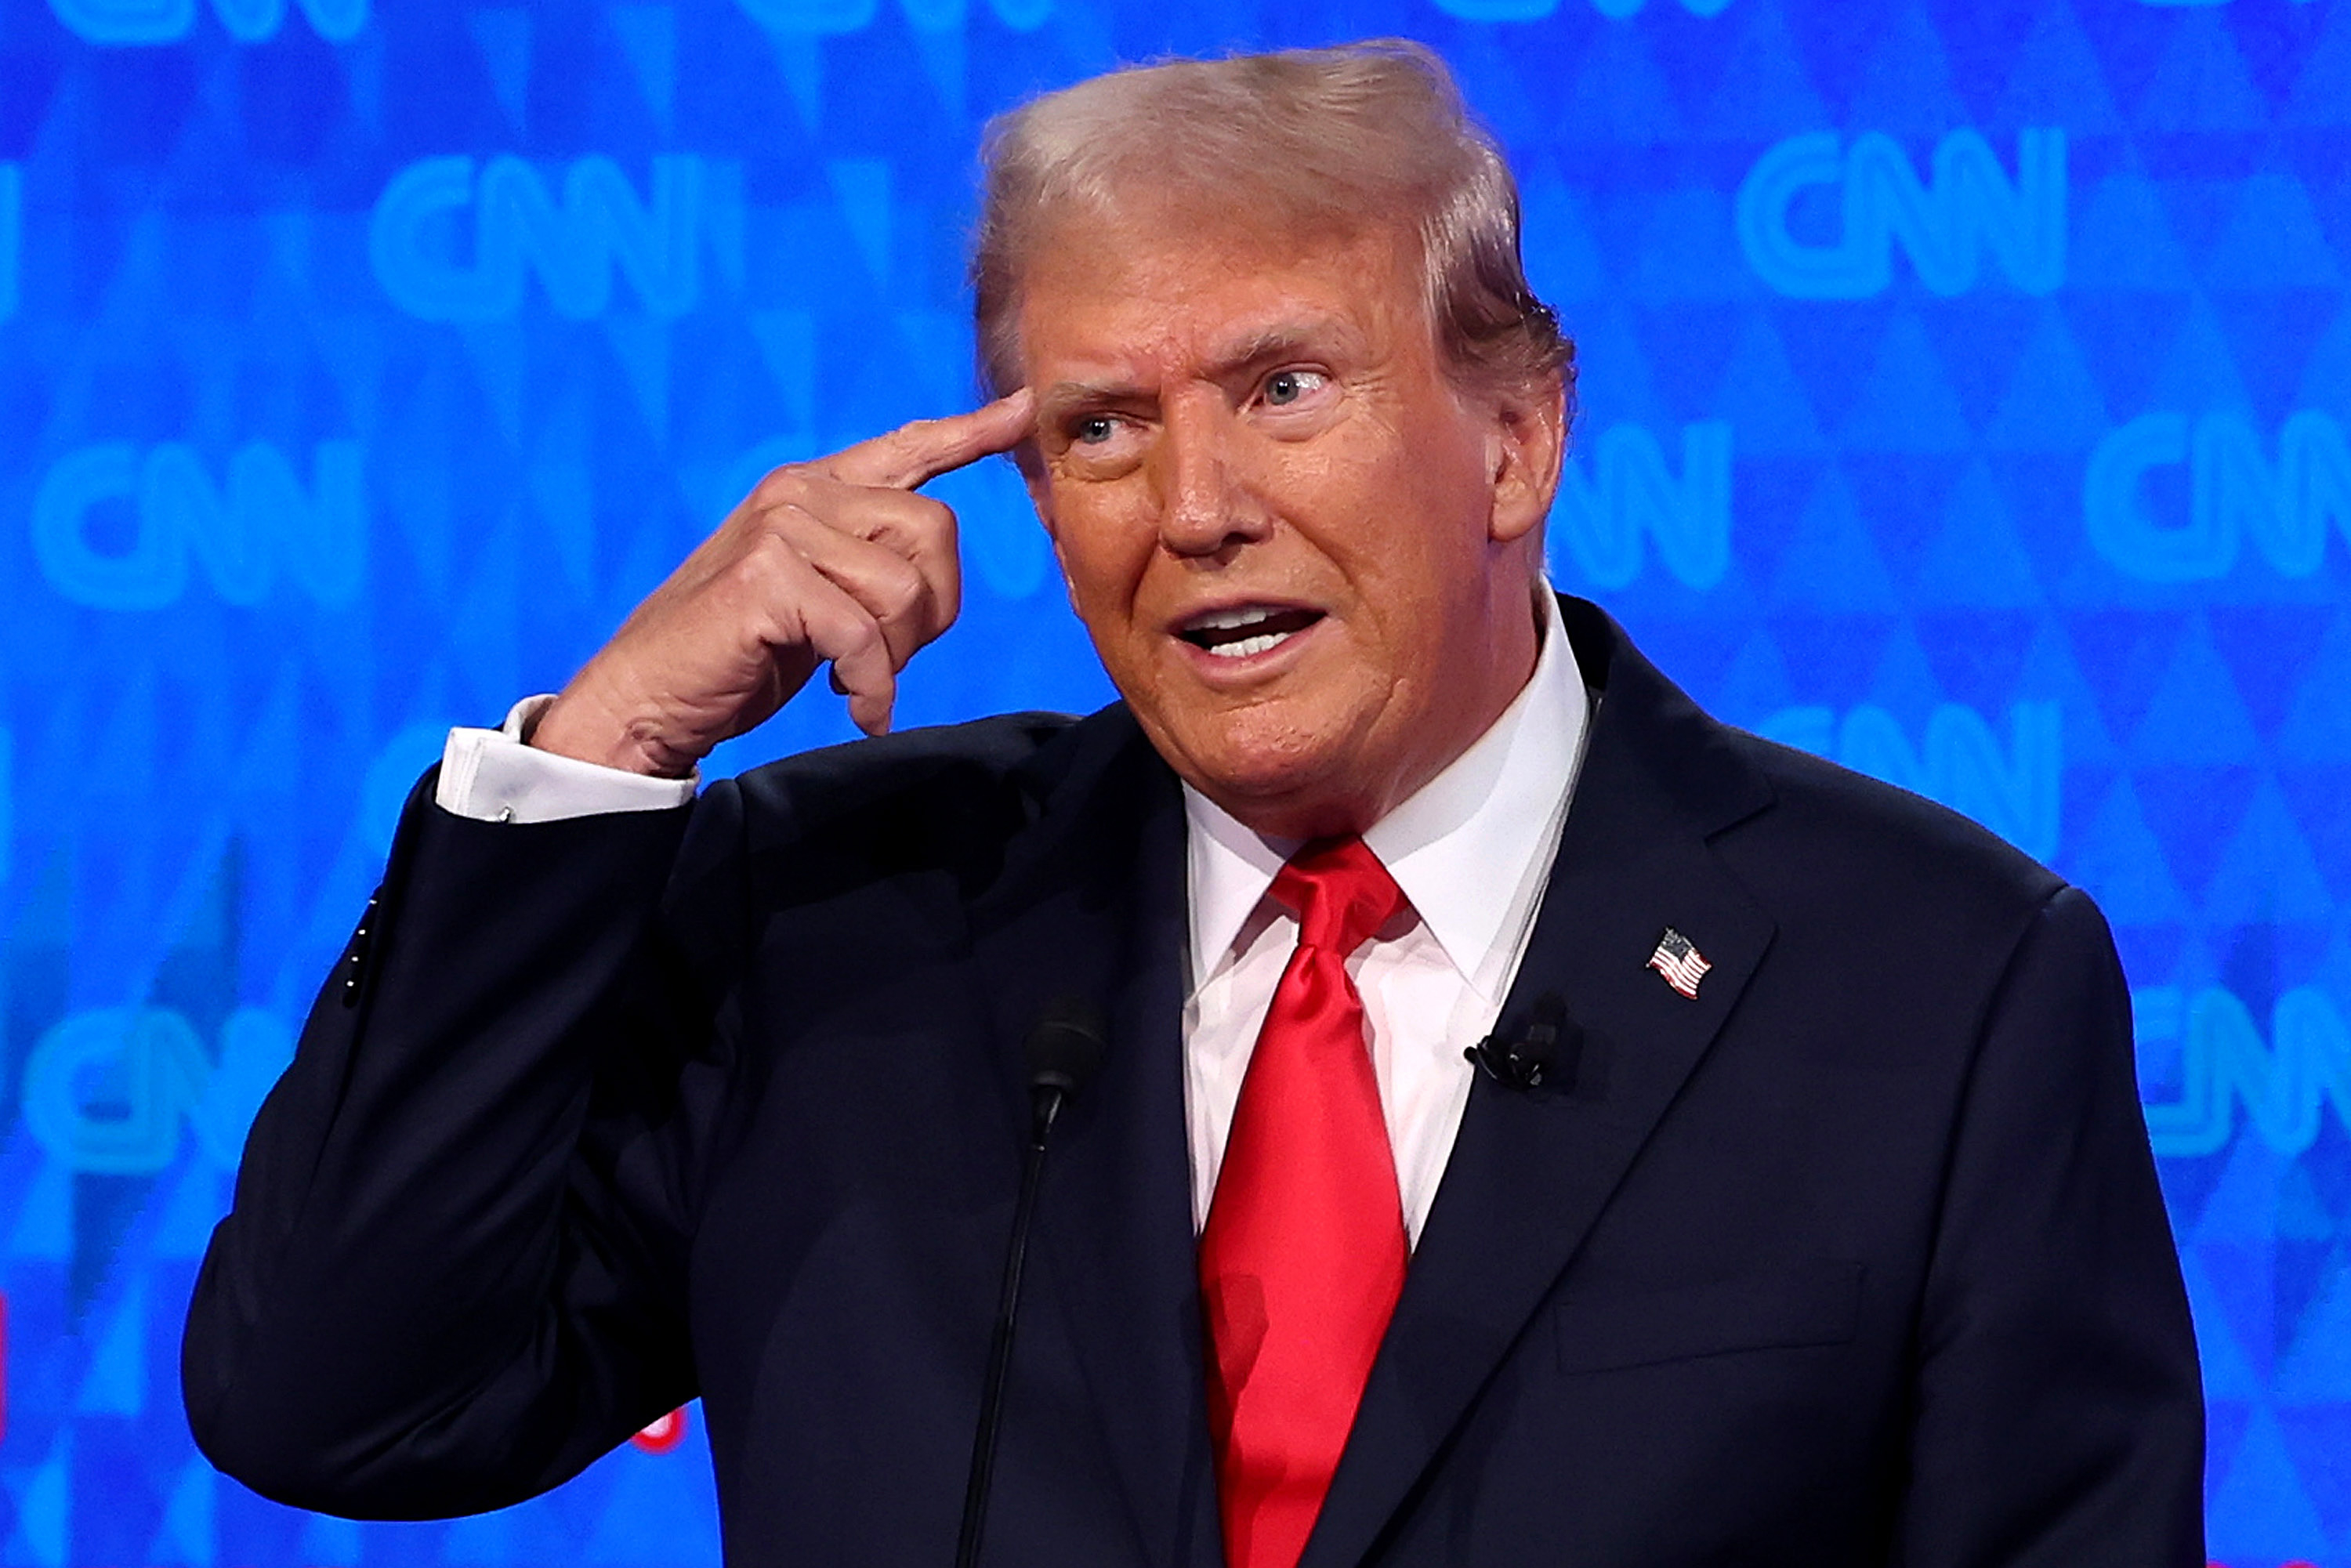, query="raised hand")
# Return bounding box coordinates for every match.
[530,391,1036,777]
